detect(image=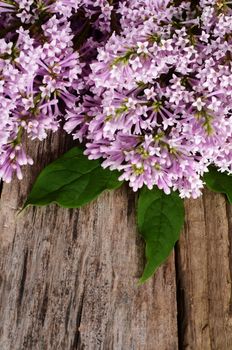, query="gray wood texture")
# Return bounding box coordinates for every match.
[0,133,232,349]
